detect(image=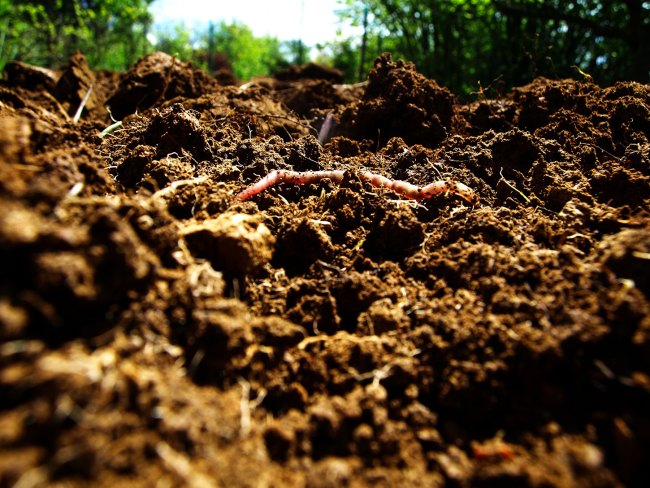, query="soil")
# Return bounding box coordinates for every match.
[1,51,649,487]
